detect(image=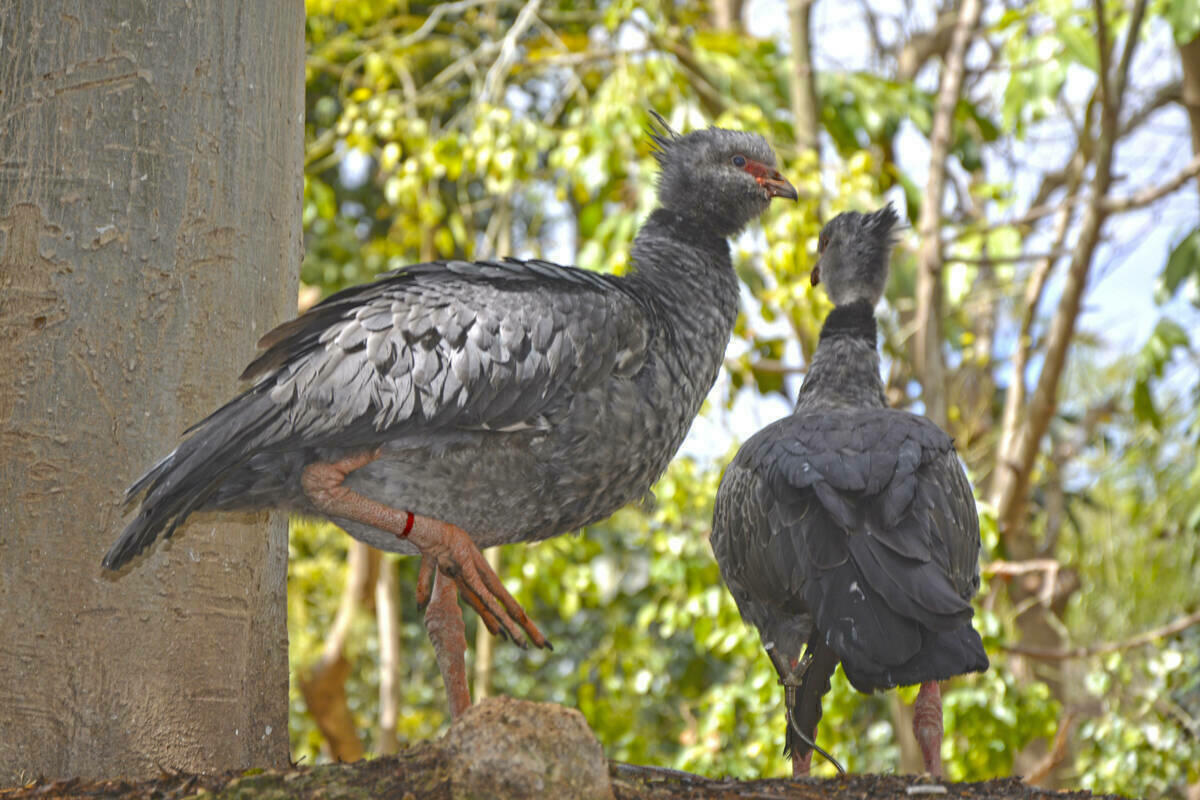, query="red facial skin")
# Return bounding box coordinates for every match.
[742,158,799,200]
